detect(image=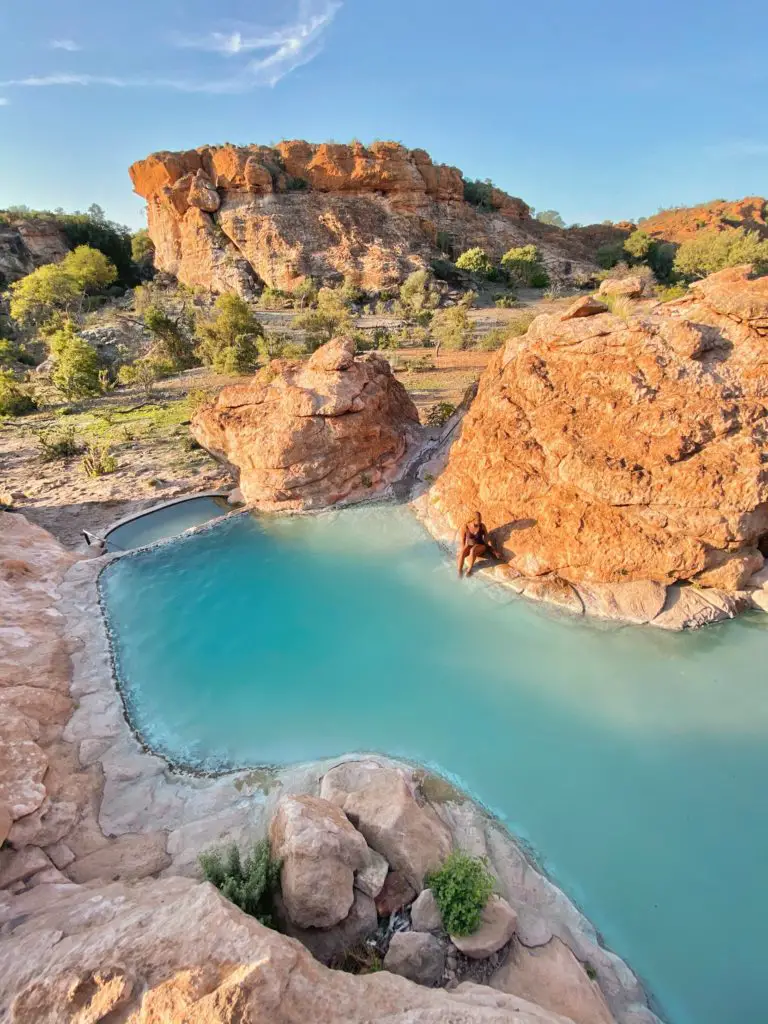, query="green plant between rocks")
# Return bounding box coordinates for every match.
[426,850,495,936]
[199,840,281,926]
